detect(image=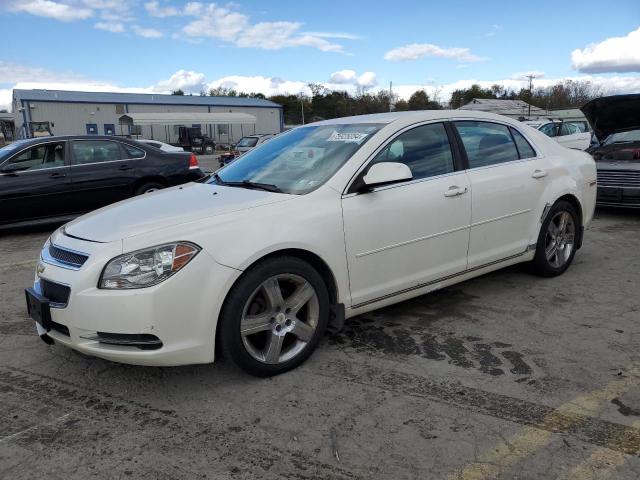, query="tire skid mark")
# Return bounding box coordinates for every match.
[329,318,534,378]
[316,359,640,456]
[0,366,361,479]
